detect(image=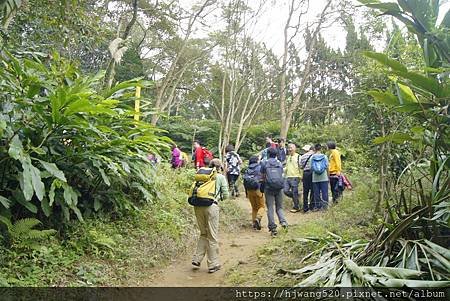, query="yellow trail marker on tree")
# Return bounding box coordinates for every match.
[134,86,141,121]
